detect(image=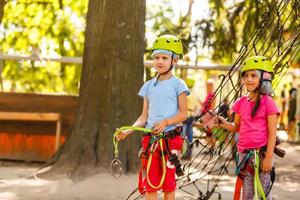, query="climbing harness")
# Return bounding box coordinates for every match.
[233,138,285,200]
[112,126,183,194]
[233,149,267,200]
